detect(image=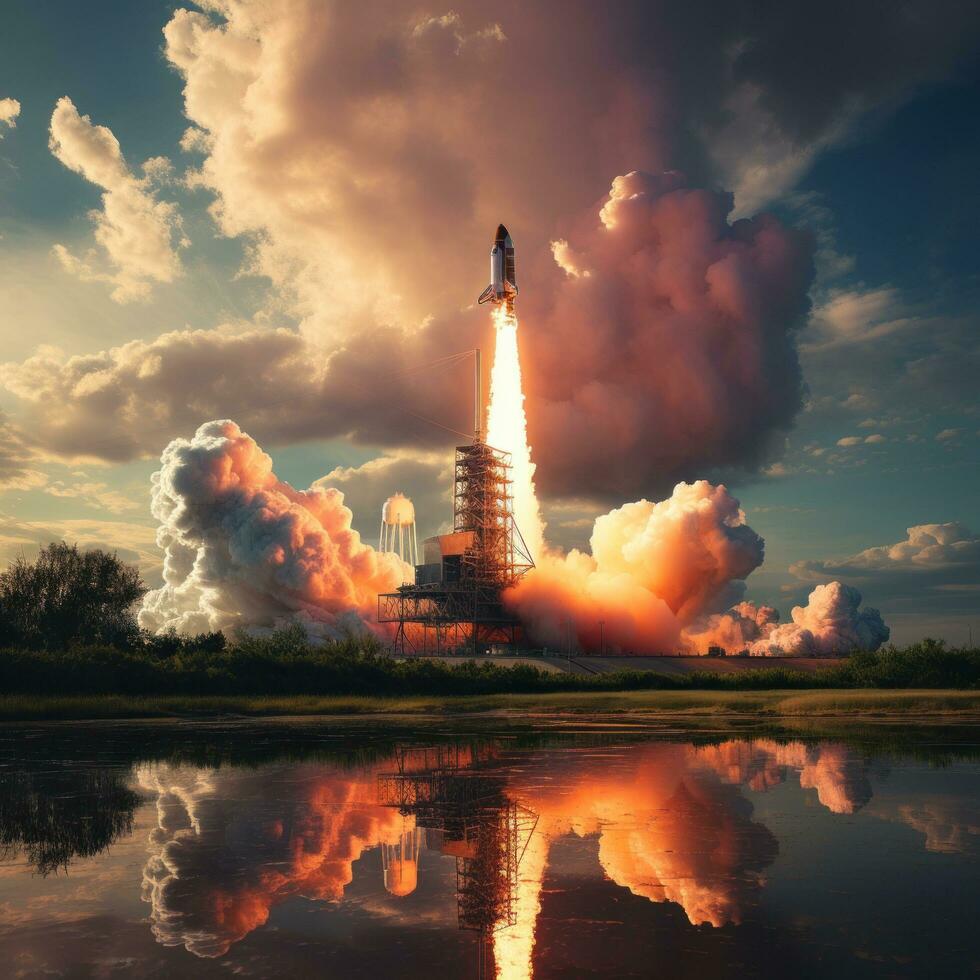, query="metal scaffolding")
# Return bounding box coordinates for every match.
[378,440,534,655]
[377,755,538,936]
